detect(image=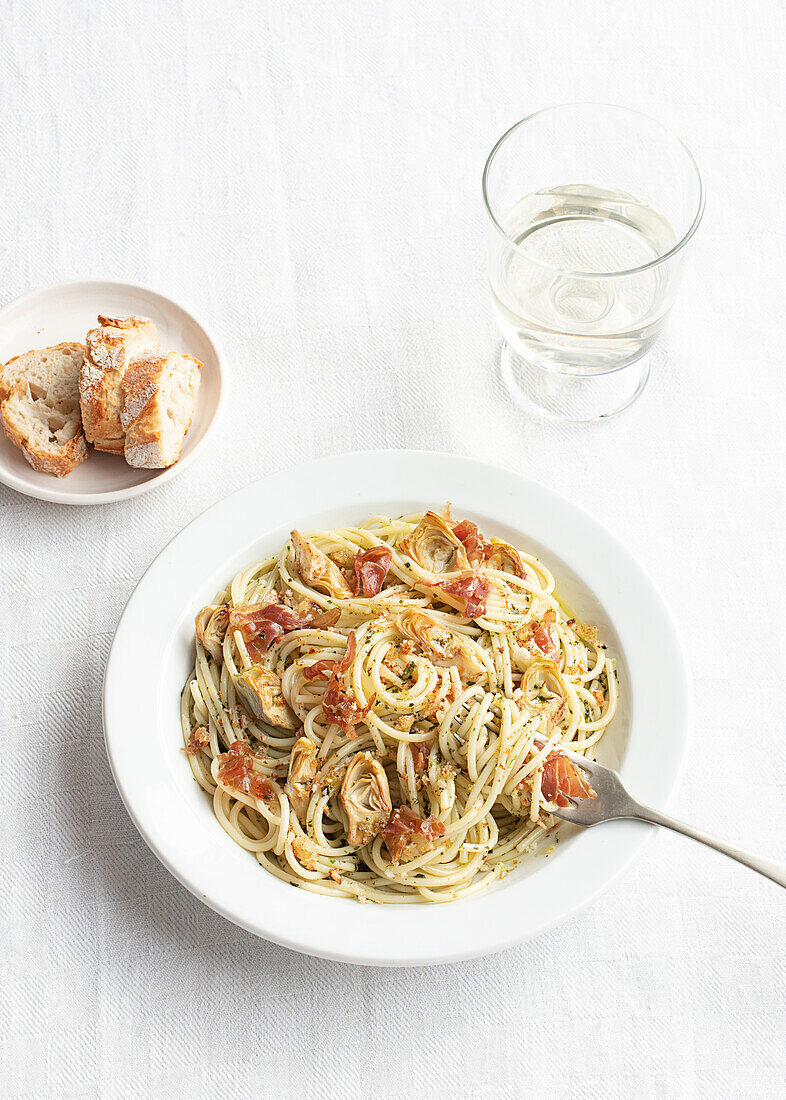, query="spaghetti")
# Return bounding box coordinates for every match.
[181,508,617,903]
